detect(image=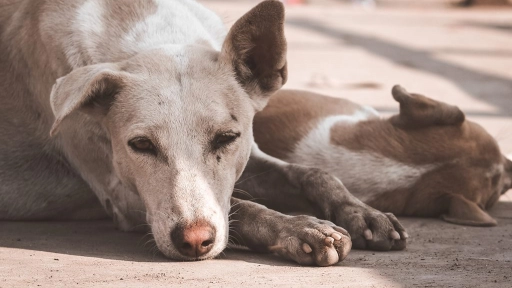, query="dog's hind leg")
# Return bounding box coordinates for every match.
[229,197,351,266]
[235,144,407,251]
